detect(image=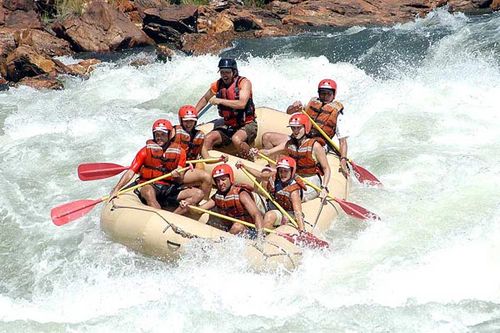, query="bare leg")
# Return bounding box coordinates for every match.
[228,222,247,235]
[263,211,279,229]
[173,188,204,215]
[203,130,223,152]
[261,132,289,149]
[182,169,212,200]
[231,129,252,159]
[139,185,161,209]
